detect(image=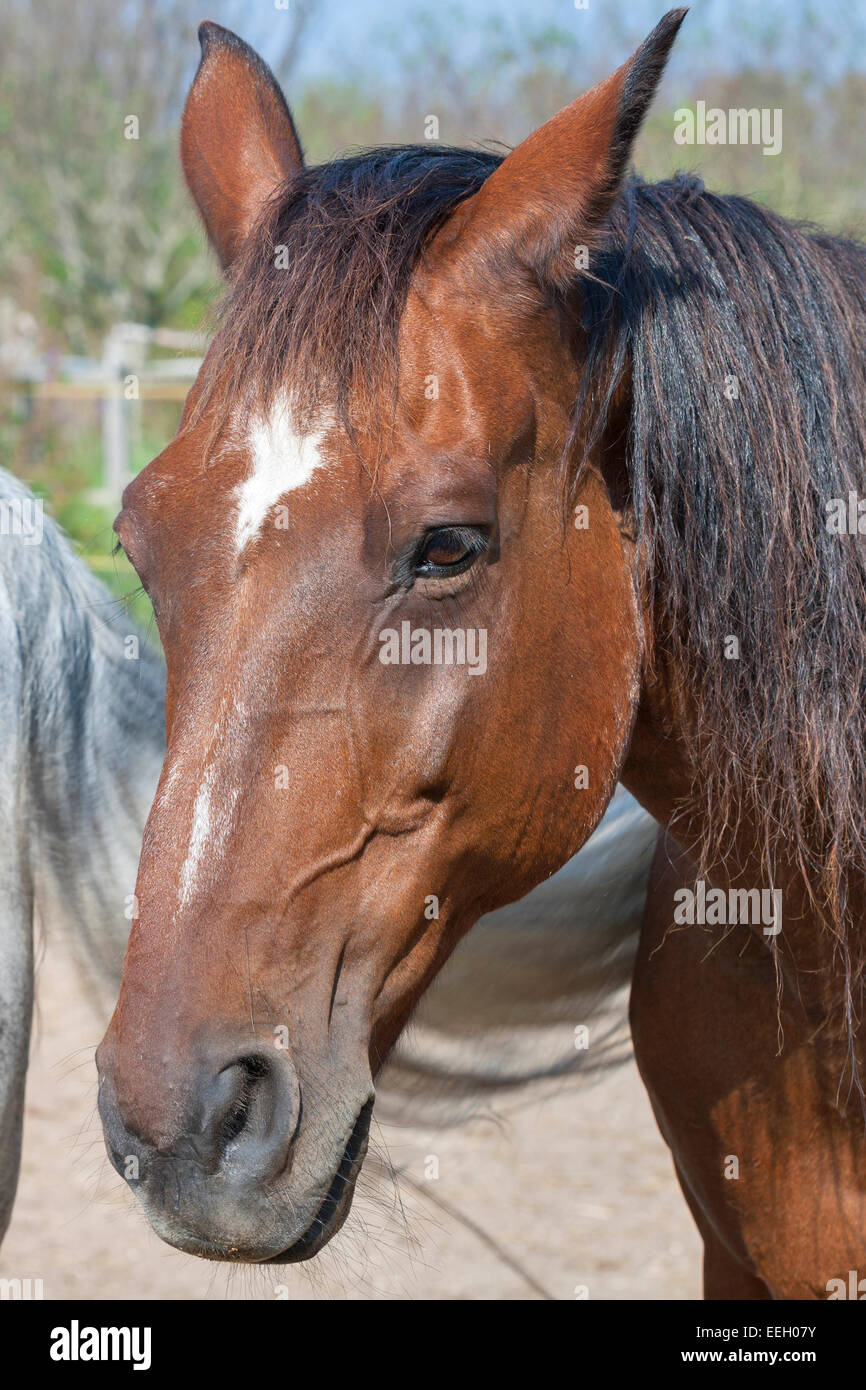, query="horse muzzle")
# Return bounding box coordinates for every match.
[96,1036,373,1262]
